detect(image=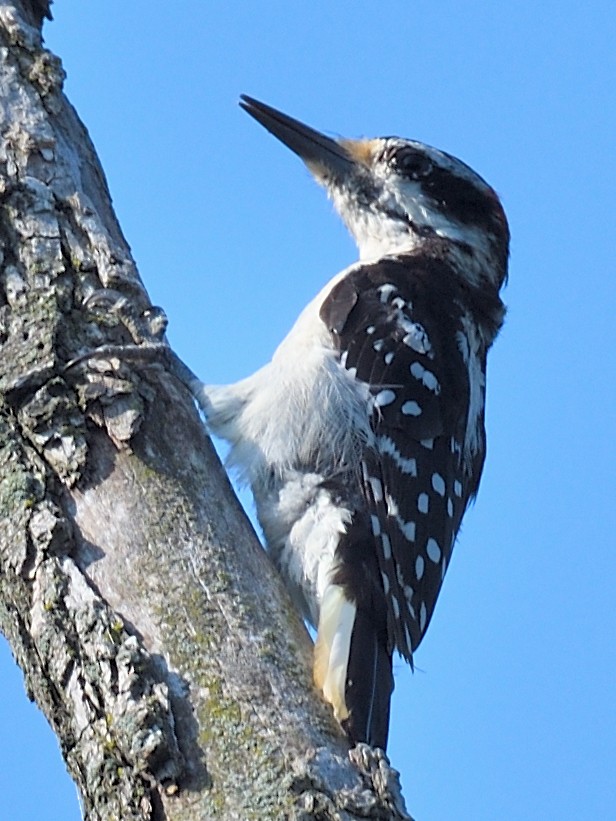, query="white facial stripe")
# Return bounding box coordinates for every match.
[325,137,498,272]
